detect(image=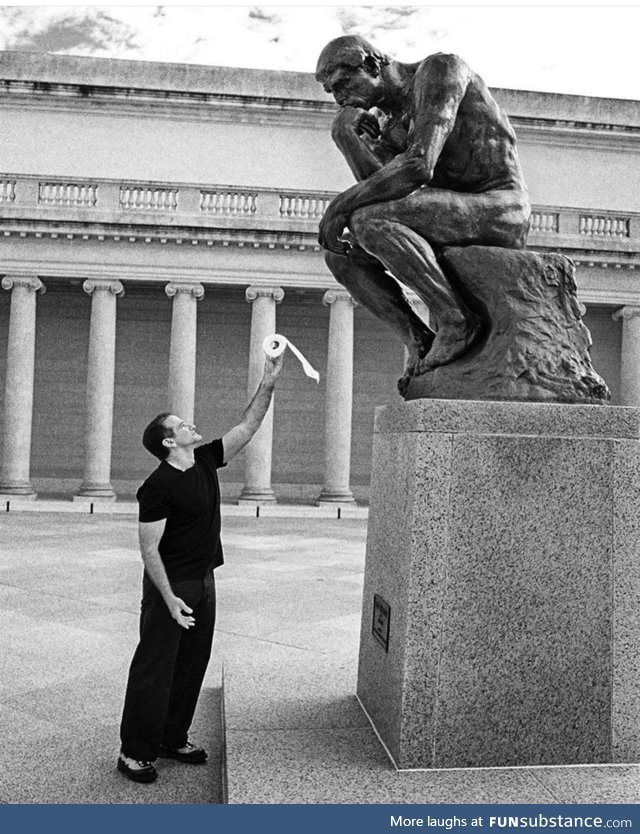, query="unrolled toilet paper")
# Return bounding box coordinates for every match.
[263,334,320,382]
